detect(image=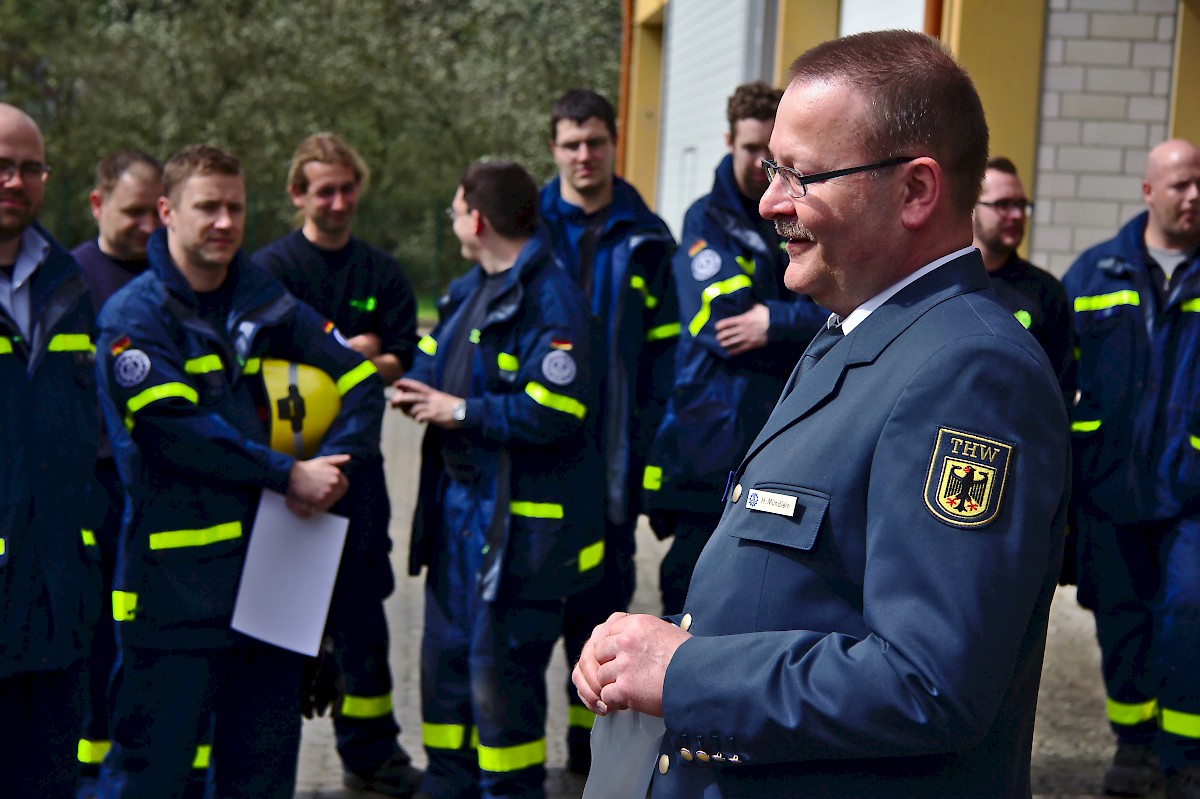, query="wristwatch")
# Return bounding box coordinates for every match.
[452,401,467,423]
